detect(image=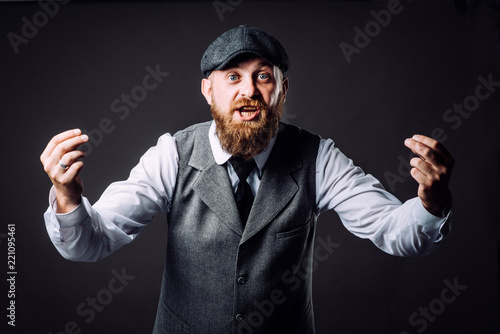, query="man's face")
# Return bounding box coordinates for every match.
[201,56,288,160]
